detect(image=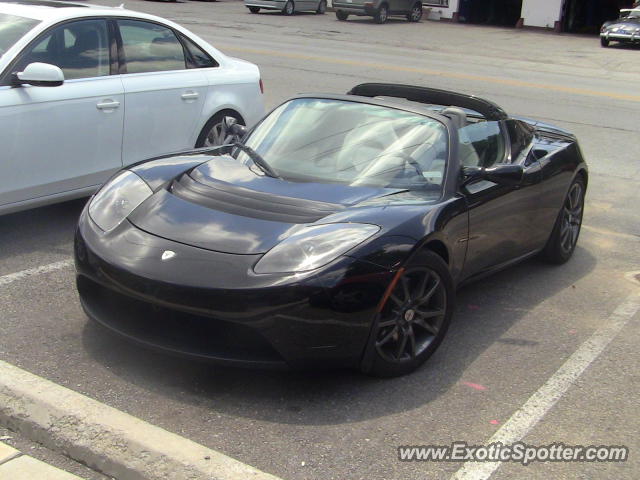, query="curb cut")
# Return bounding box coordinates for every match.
[625,270,640,287]
[0,360,283,480]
